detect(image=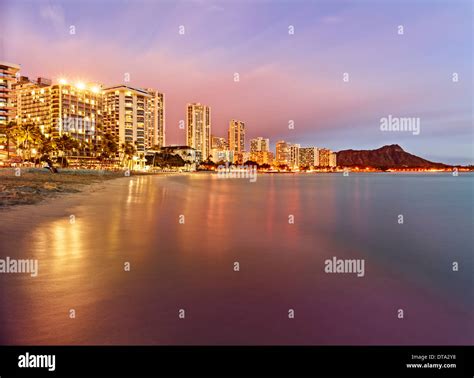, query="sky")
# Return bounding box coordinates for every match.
[1,0,472,164]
